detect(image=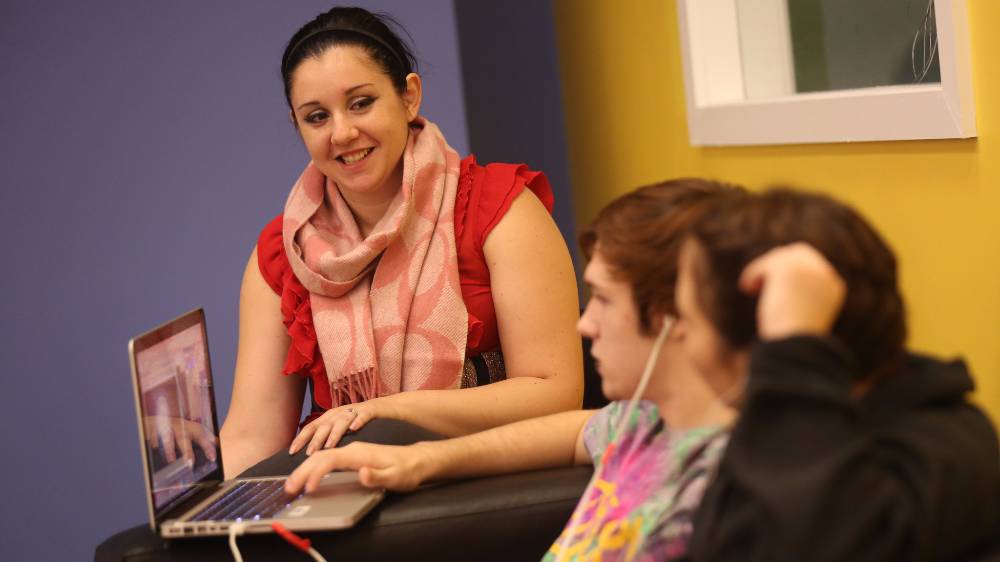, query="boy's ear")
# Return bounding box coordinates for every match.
[650,313,678,338]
